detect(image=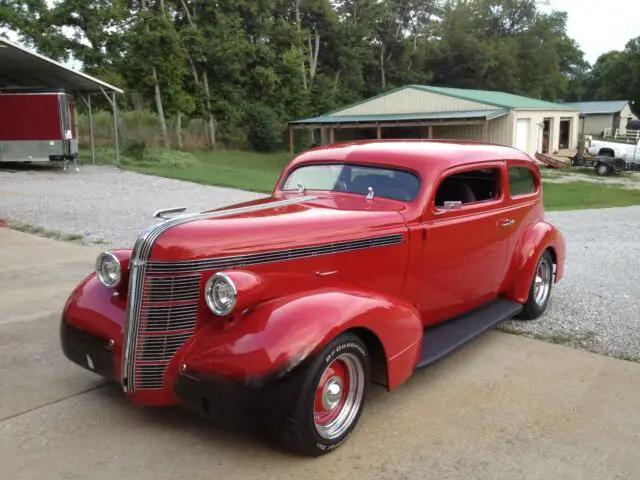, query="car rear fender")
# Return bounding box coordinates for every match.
[181,287,424,391]
[505,220,566,304]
